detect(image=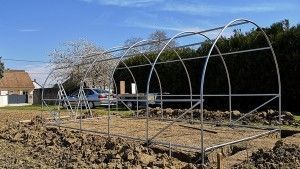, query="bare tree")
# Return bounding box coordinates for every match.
[49,39,115,91]
[123,37,149,55]
[148,30,176,52]
[124,37,143,47]
[123,30,177,55]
